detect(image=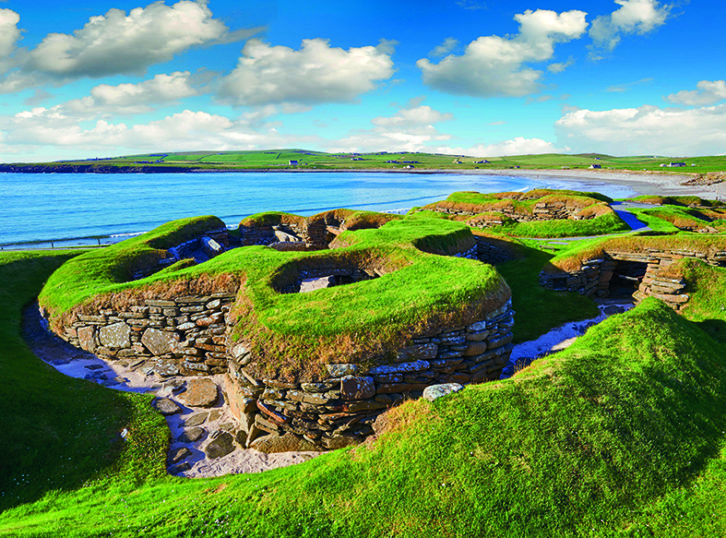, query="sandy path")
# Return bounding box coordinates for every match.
[22,303,321,478]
